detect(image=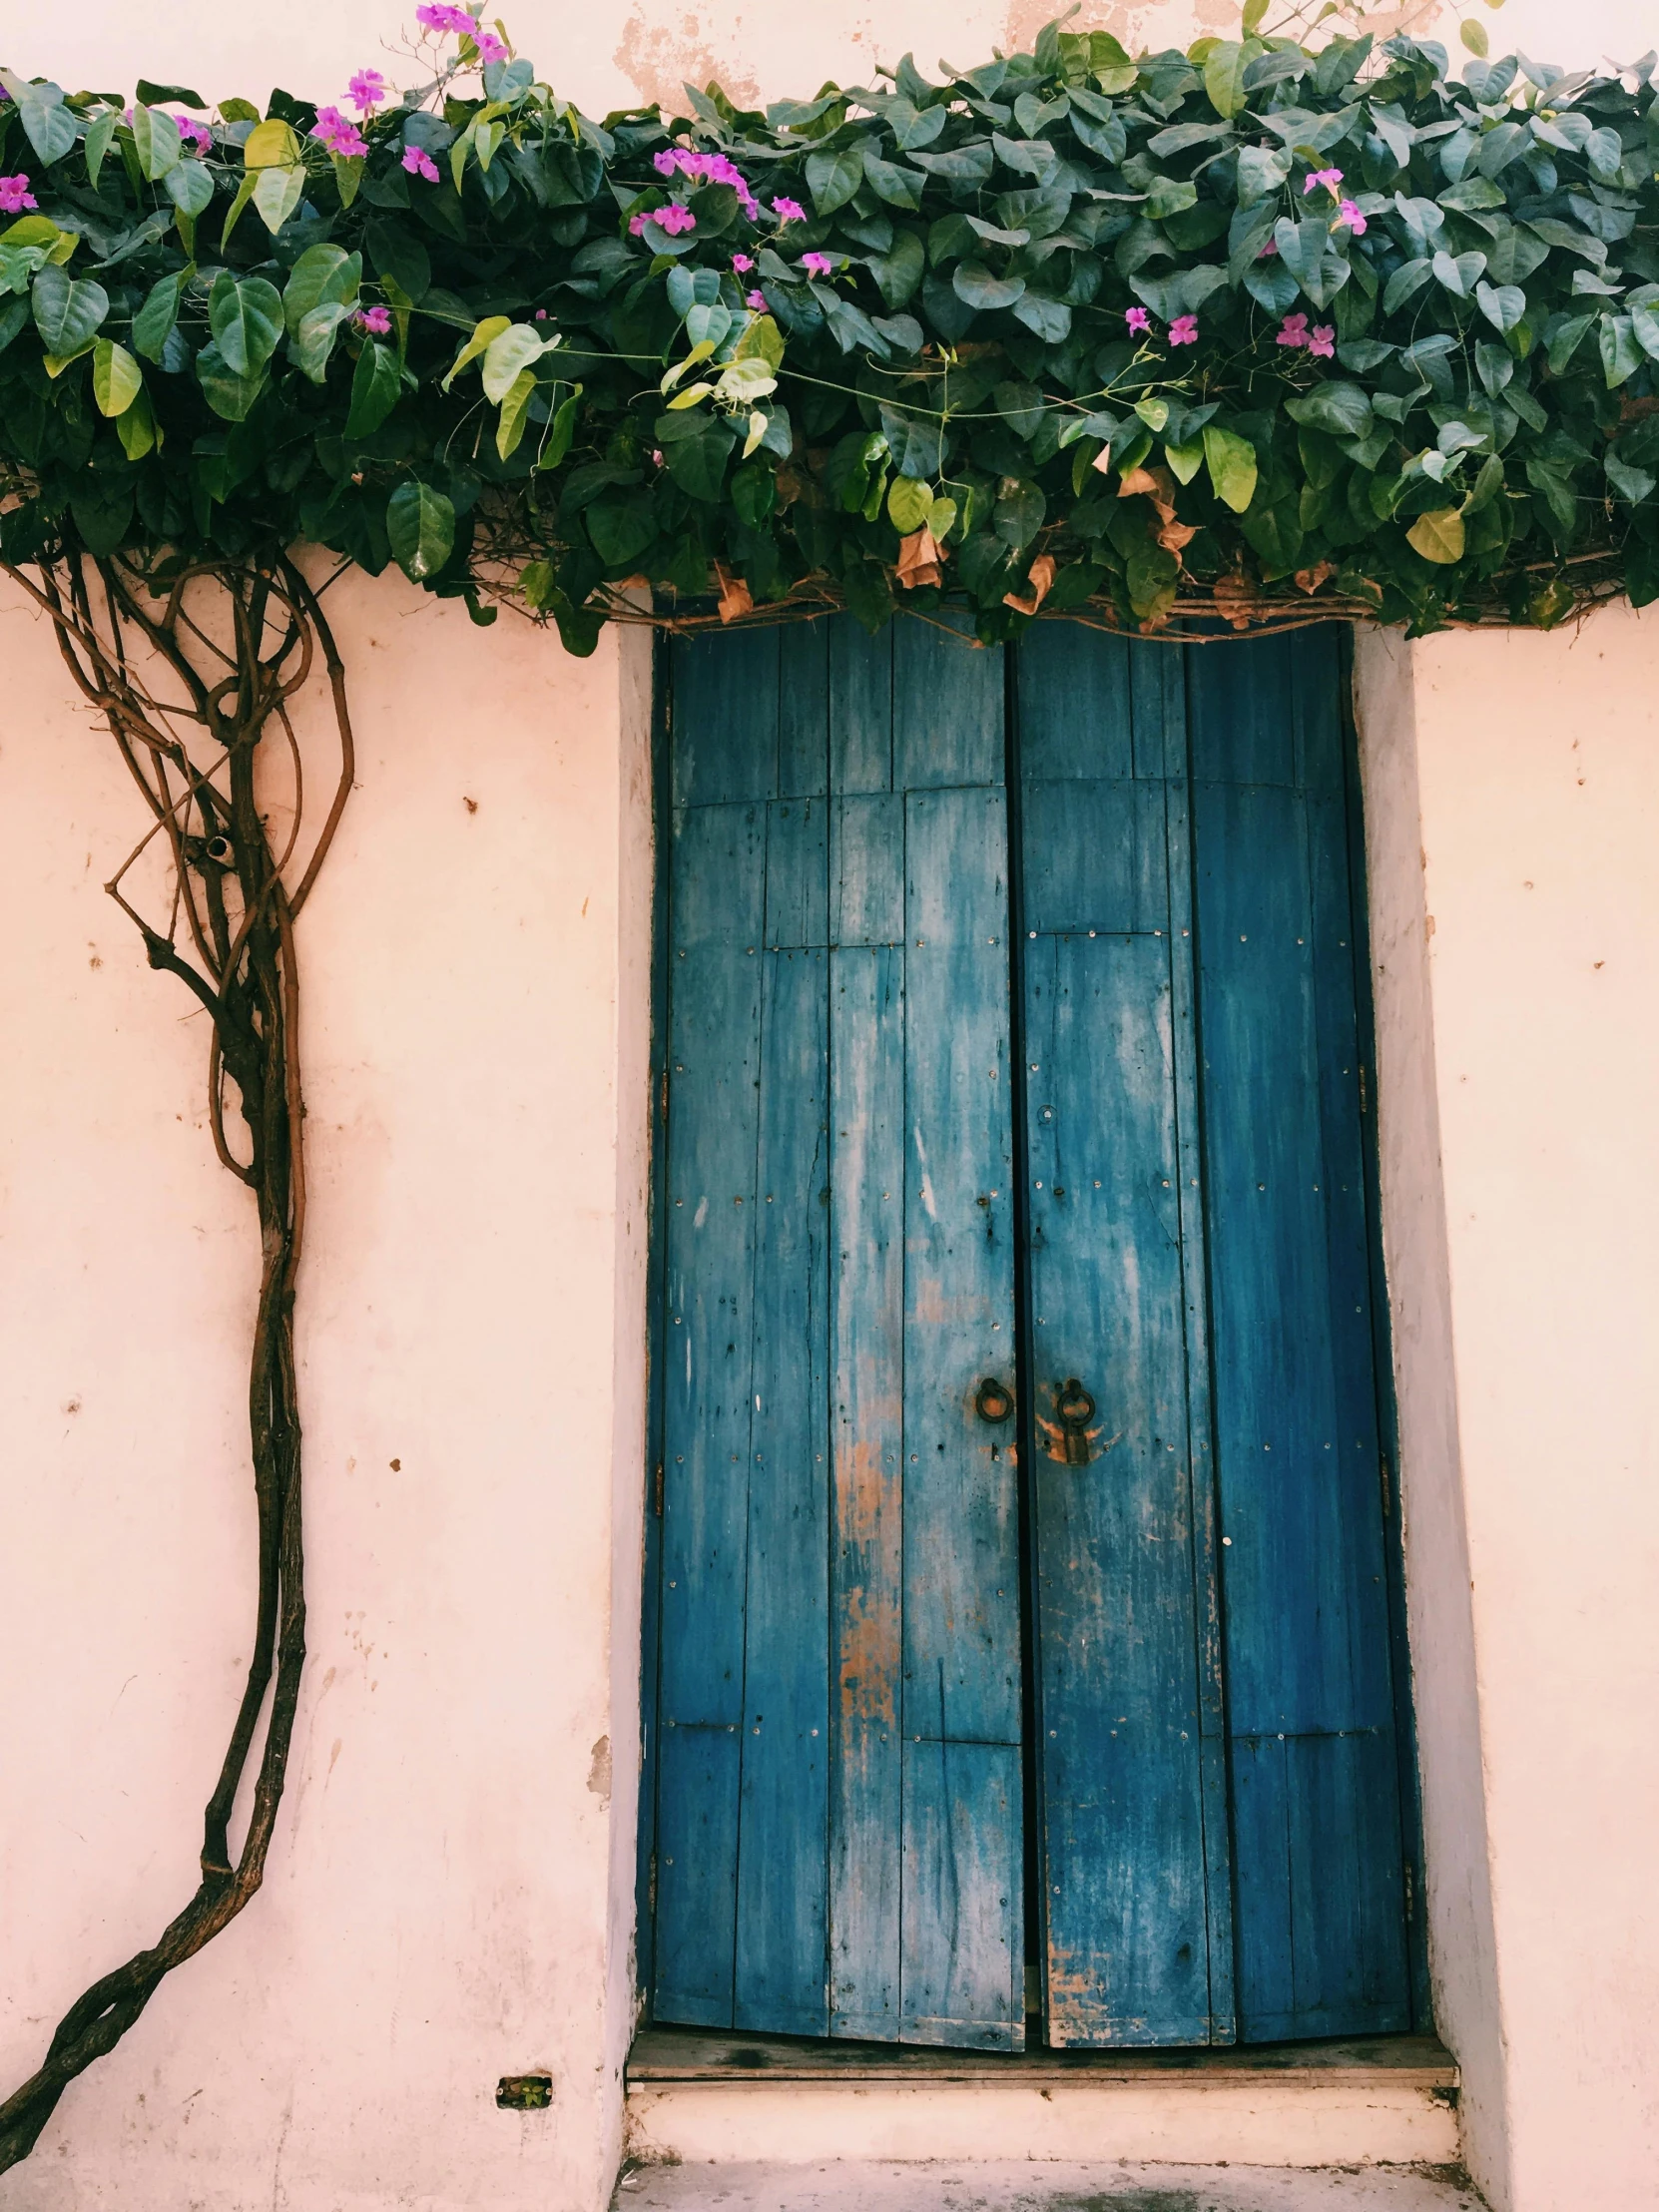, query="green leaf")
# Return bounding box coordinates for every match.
[656,411,737,502]
[292,301,351,382]
[132,272,187,363]
[1633,301,1659,362]
[164,159,215,218]
[195,340,267,422]
[283,244,362,334]
[1406,508,1465,564]
[887,474,934,532]
[386,479,456,581]
[84,111,119,191]
[1203,424,1259,513]
[116,386,159,460]
[443,314,513,390]
[1235,143,1290,207]
[91,336,143,417]
[219,171,261,254]
[1606,450,1657,505]
[131,104,182,181]
[953,263,1026,311]
[1383,258,1433,314]
[716,355,778,404]
[539,384,582,470]
[807,147,863,215]
[253,165,306,235]
[1460,17,1488,57]
[30,264,109,354]
[243,117,302,168]
[364,219,431,304]
[0,73,79,166]
[1165,439,1204,484]
[345,340,403,438]
[482,322,547,404]
[1284,381,1373,438]
[1599,312,1642,388]
[1203,40,1251,119]
[1474,280,1525,333]
[210,273,284,376]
